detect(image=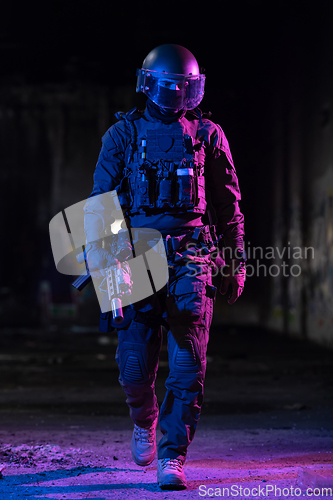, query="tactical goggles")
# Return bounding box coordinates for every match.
[136,68,205,110]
